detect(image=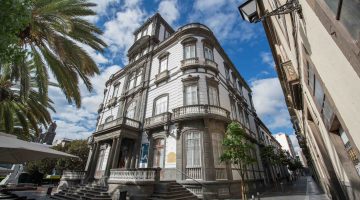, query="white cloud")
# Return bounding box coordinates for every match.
[260,52,275,68]
[49,65,122,141]
[191,0,259,42]
[102,2,147,63]
[86,0,121,22]
[158,0,179,26]
[251,77,292,129]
